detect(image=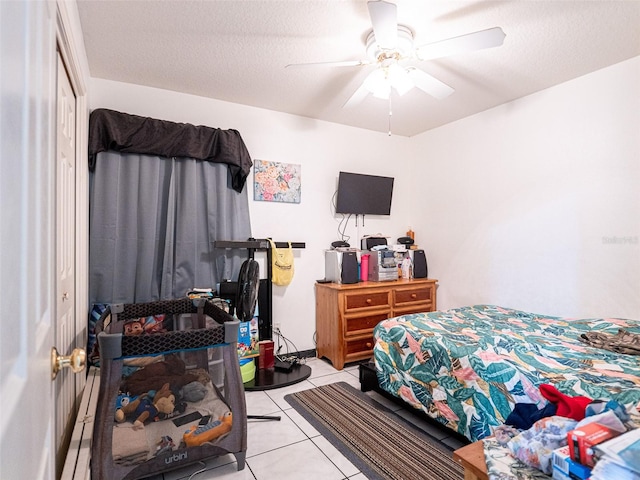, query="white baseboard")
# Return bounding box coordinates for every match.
[61,366,100,480]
